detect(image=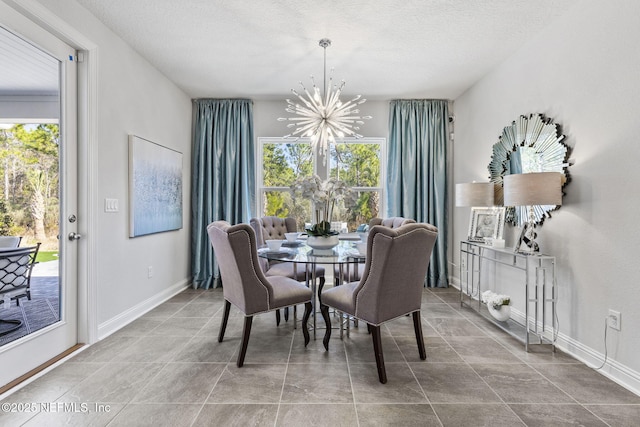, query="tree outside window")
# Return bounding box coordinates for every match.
[258,137,384,231]
[0,124,59,245]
